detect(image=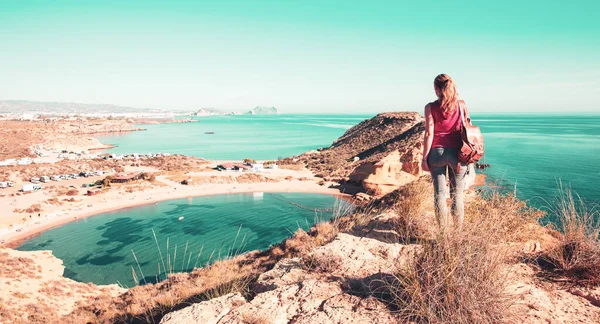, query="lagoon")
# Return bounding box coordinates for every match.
[17,192,343,286]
